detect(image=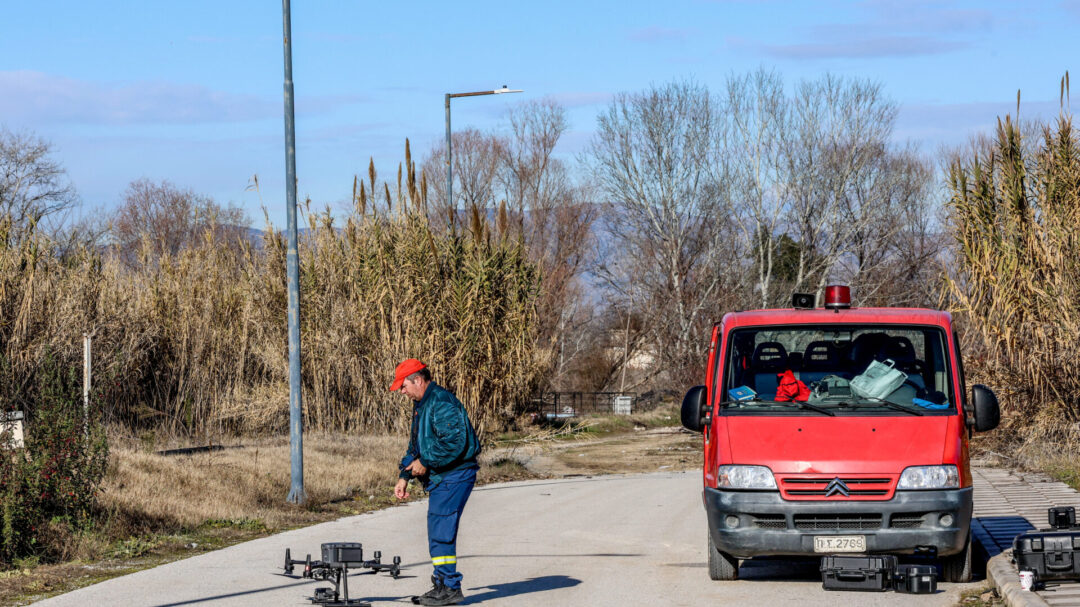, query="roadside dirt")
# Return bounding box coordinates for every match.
[485,426,701,478]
